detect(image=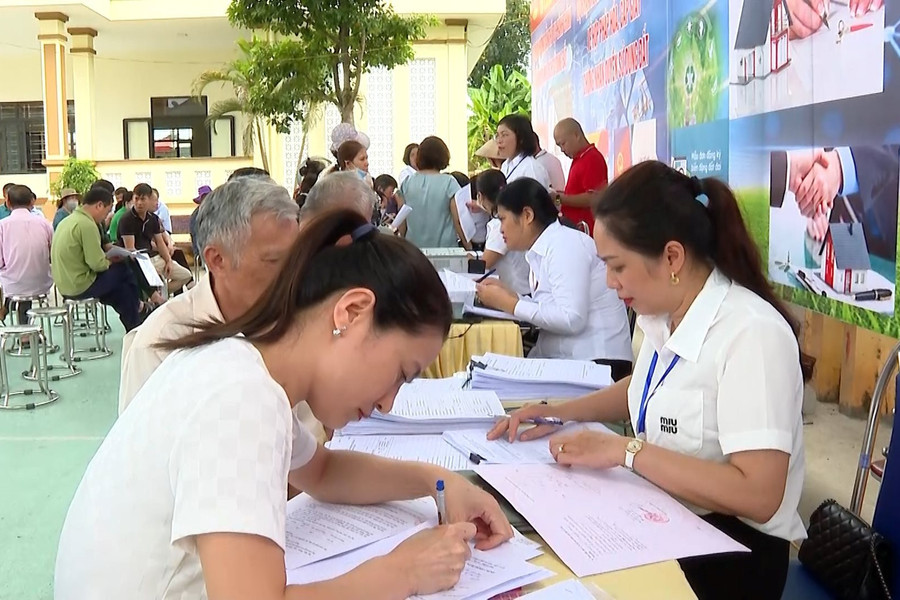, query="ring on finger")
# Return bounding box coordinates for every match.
[557,444,565,454]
